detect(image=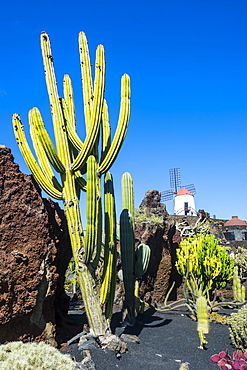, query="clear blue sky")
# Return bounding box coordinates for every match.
[1,0,247,221]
